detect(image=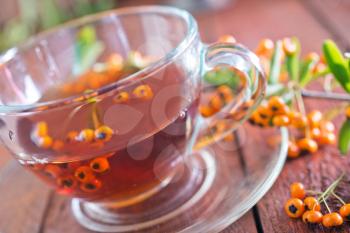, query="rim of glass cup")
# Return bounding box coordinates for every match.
[0,6,198,114]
